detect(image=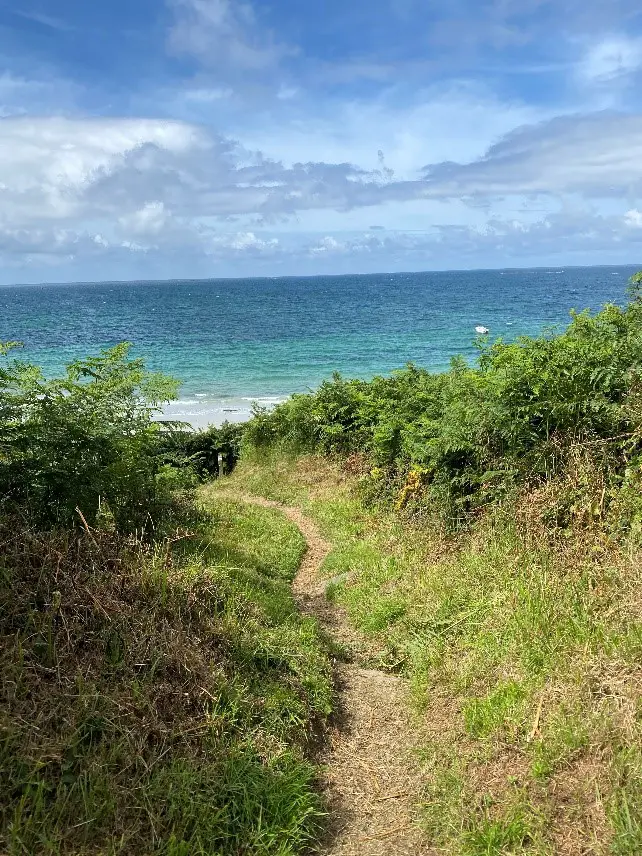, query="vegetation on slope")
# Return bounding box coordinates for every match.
[246,279,642,534]
[0,345,332,855]
[227,453,642,854]
[4,276,642,854]
[236,279,642,854]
